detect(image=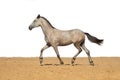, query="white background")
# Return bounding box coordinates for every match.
[0,0,120,57]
